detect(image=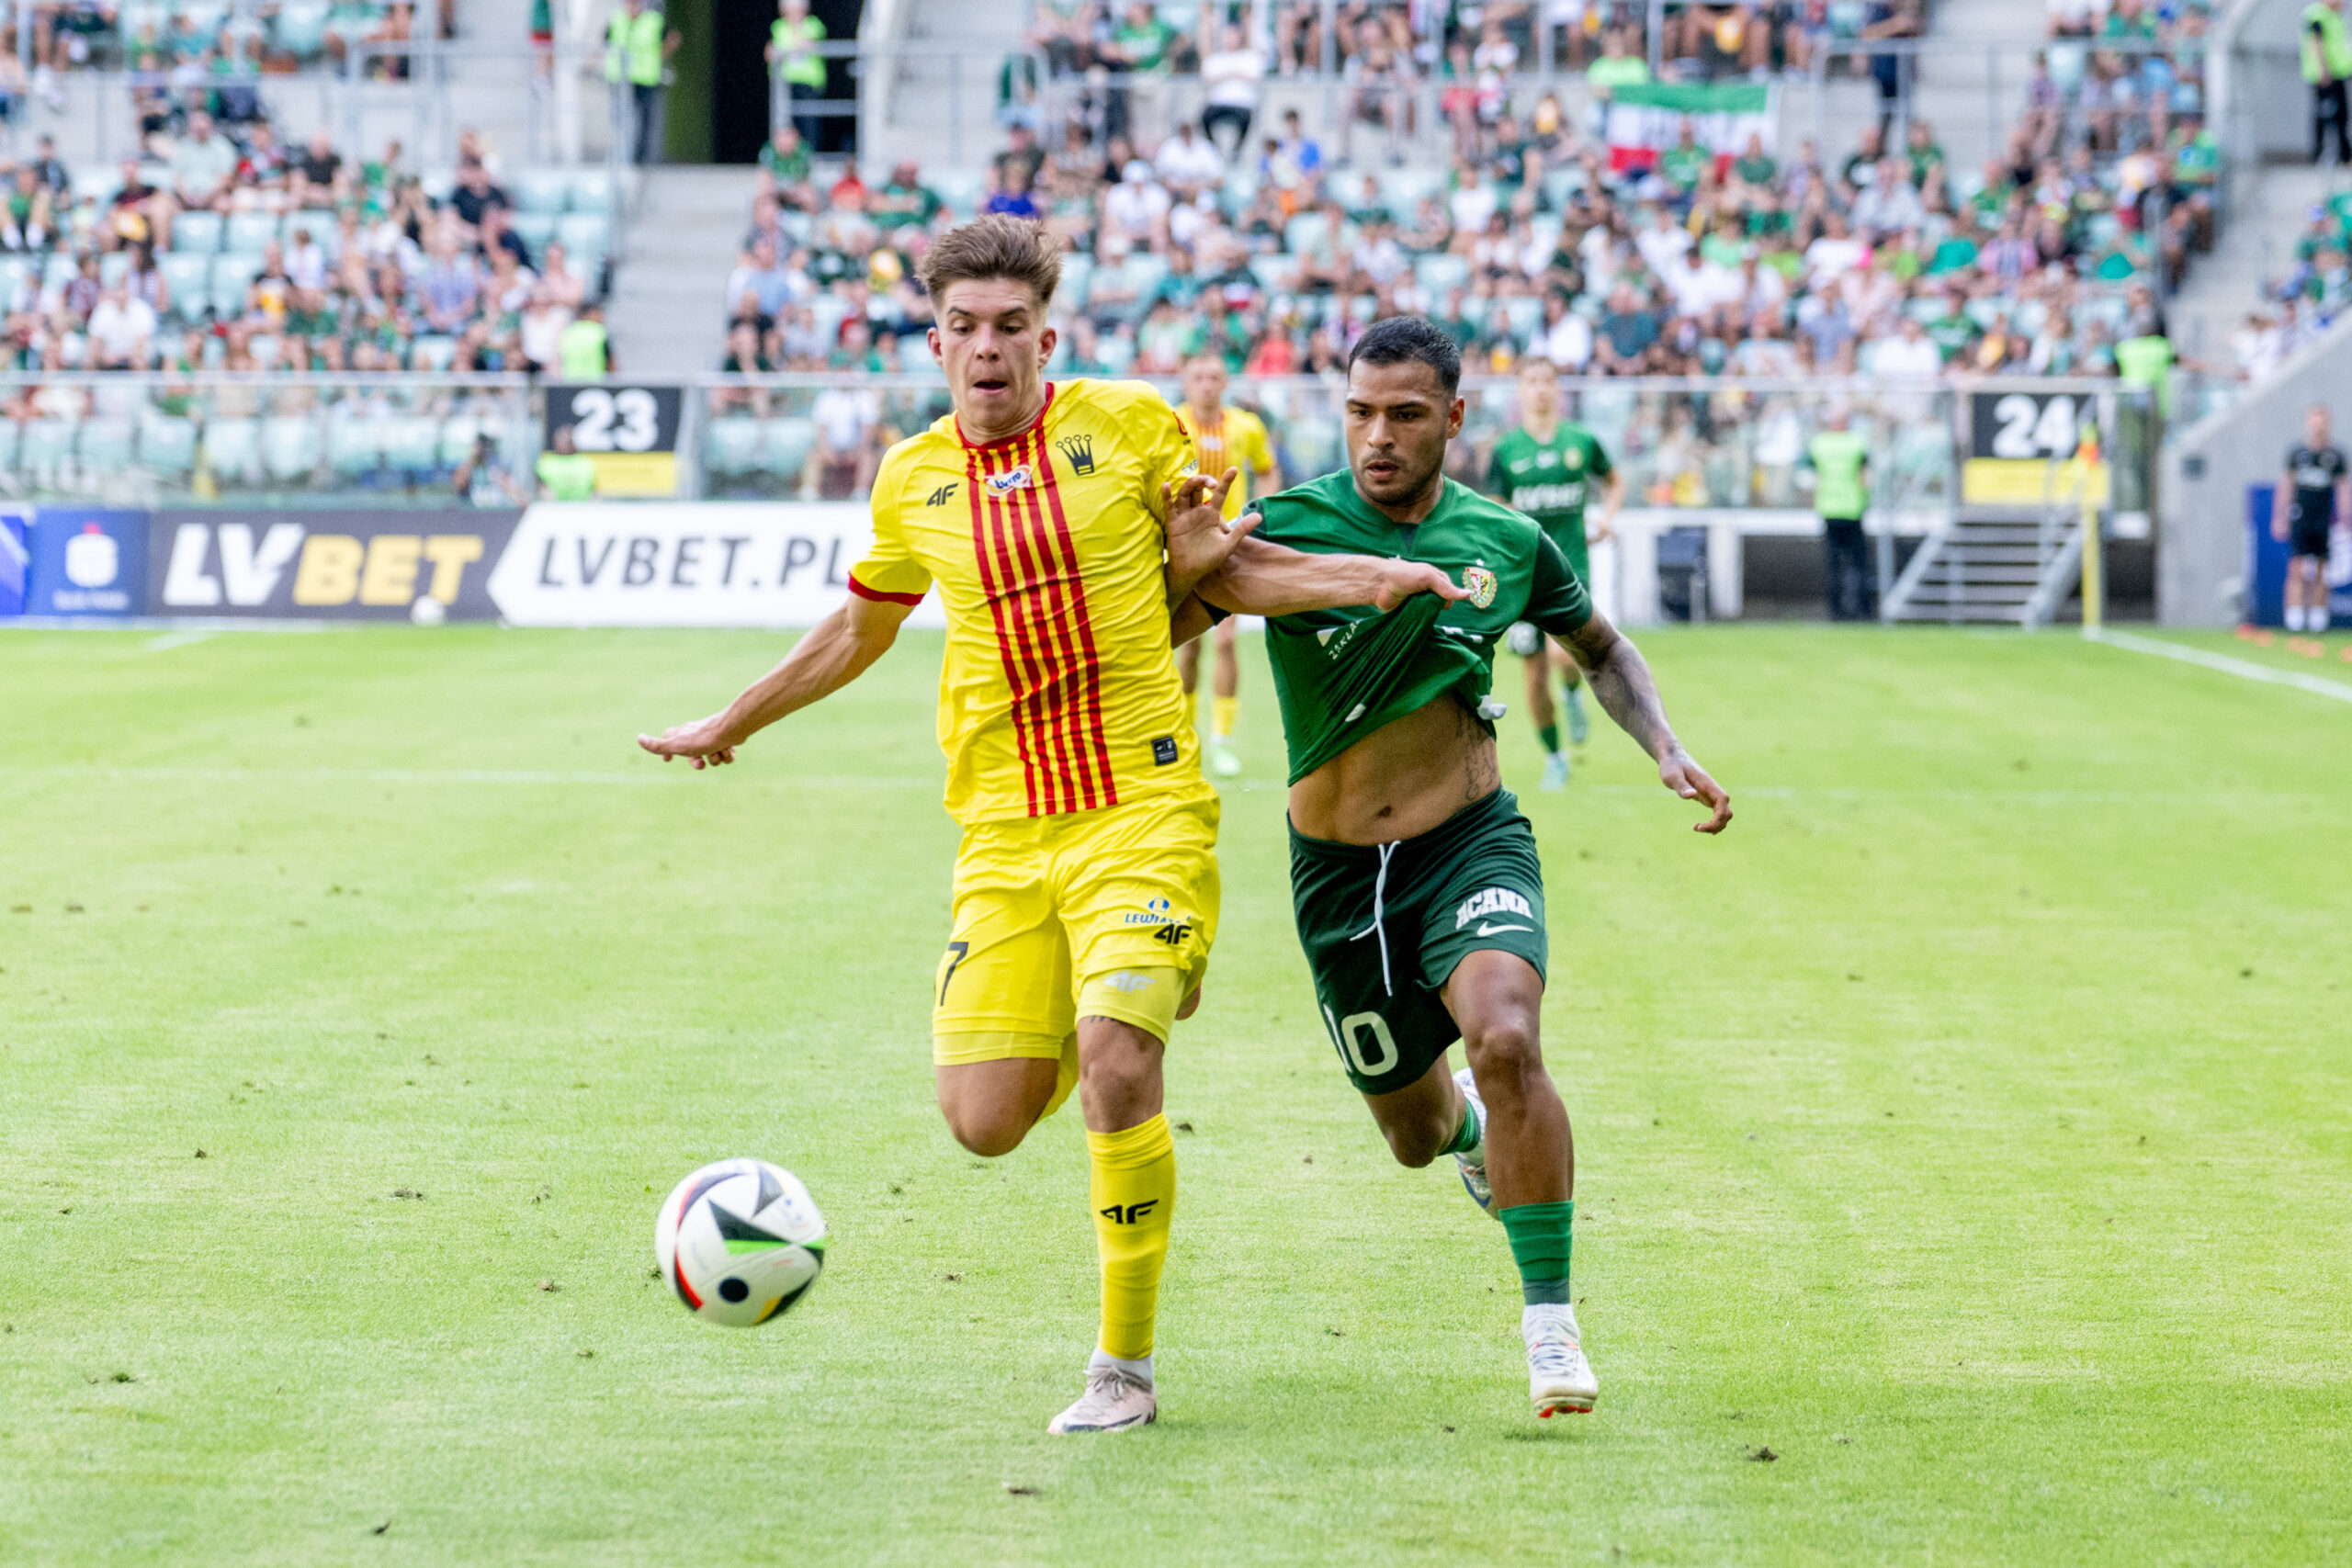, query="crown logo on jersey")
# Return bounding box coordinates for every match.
[1056,434,1097,476]
[985,465,1034,495]
[1463,567,1498,609]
